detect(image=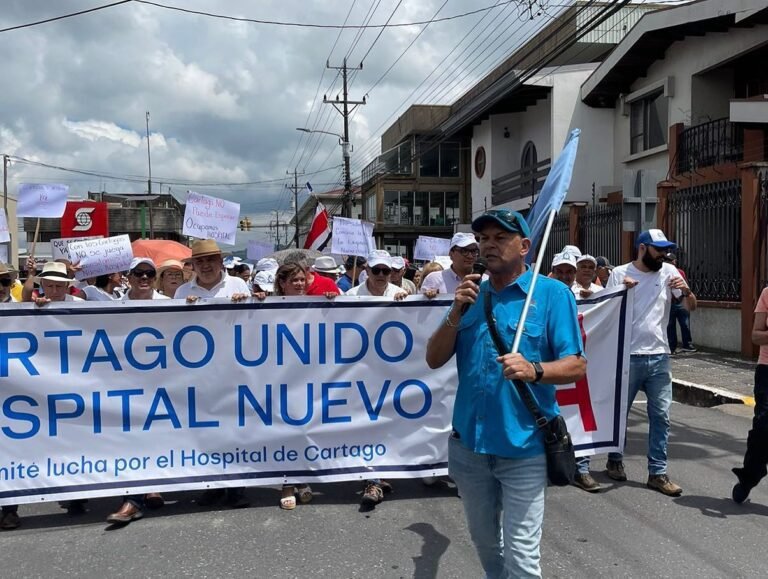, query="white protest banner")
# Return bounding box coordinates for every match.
[331,216,375,257]
[0,244,7,265]
[17,183,69,218]
[0,298,456,505]
[0,209,9,243]
[67,234,133,279]
[183,192,240,245]
[414,236,451,261]
[50,236,100,262]
[247,240,273,261]
[561,285,632,457]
